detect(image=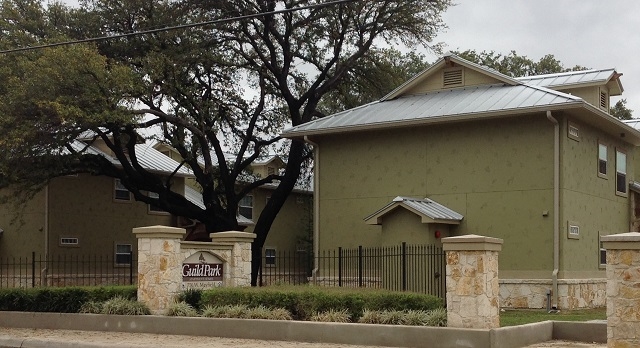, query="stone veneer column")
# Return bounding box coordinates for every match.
[441,234,503,329]
[133,226,186,315]
[601,232,640,347]
[210,231,256,287]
